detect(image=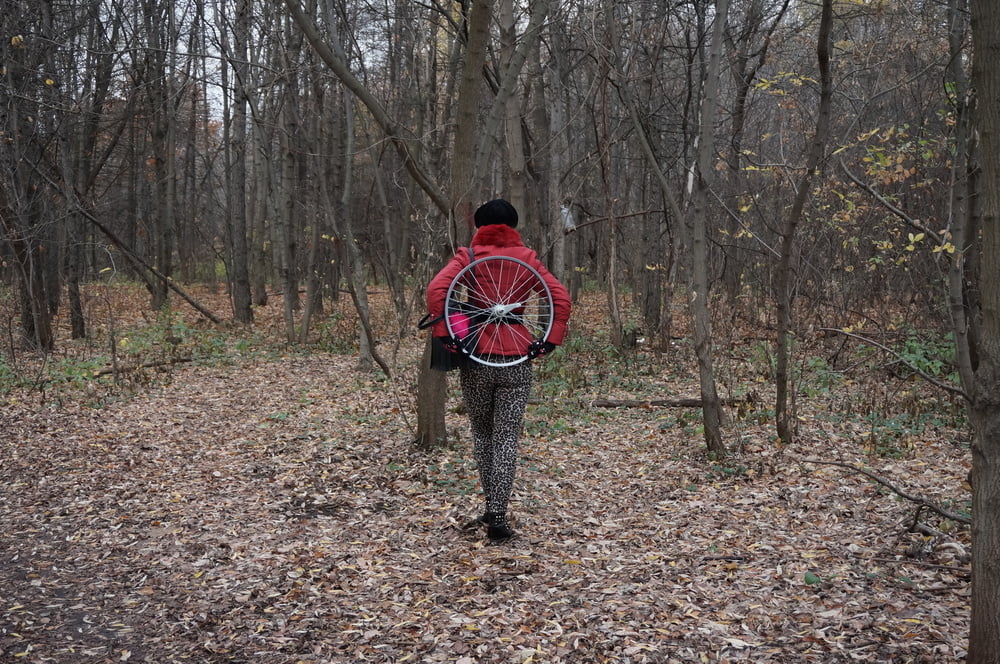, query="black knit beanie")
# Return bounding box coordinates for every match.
[474,199,518,228]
